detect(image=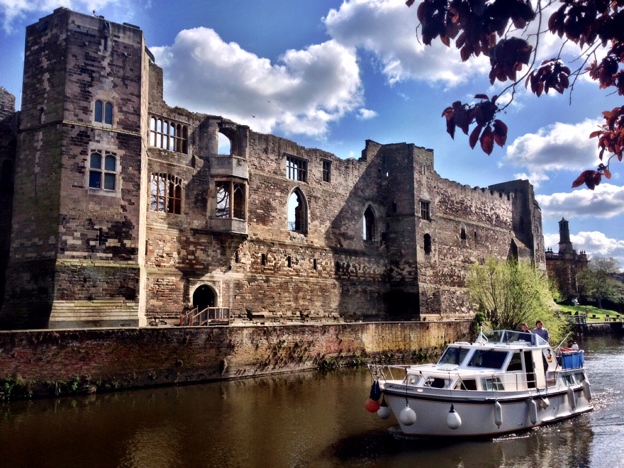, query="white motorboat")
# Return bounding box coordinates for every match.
[367,330,593,437]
